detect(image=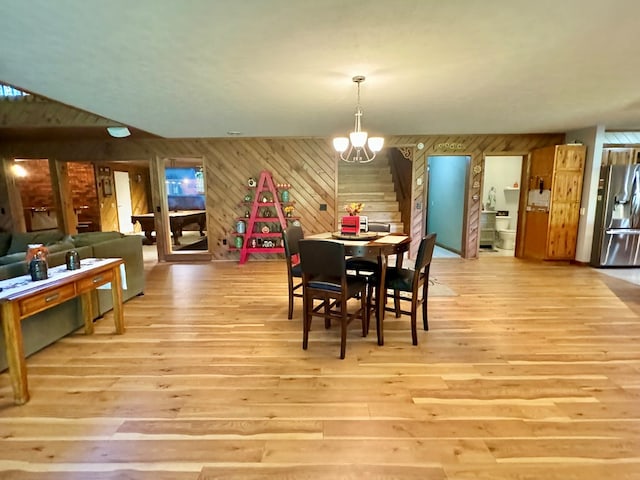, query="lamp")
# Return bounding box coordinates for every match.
[107,126,131,138]
[333,75,384,164]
